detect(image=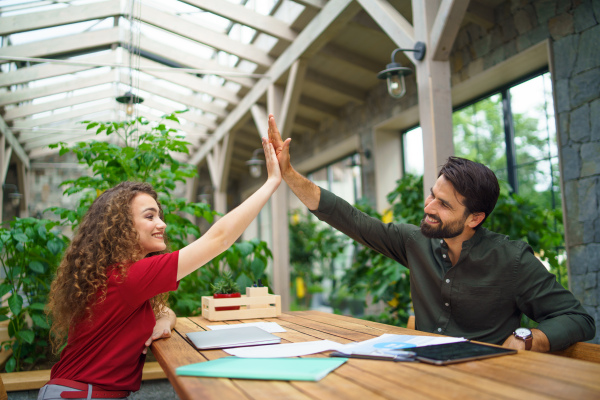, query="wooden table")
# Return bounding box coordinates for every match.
[151,311,600,399]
